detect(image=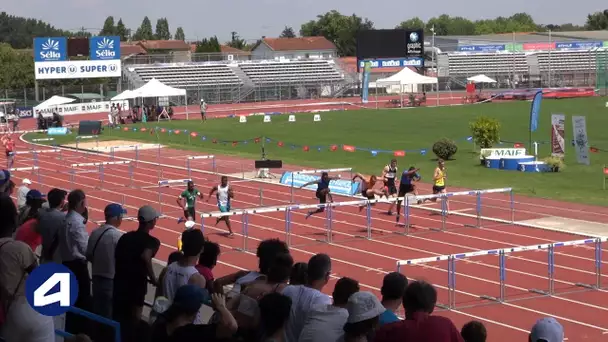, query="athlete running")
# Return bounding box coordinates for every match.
[300,172,341,219]
[382,159,398,215]
[177,181,204,223]
[1,135,15,169]
[352,173,388,212]
[427,159,449,214]
[395,167,422,224]
[208,176,234,235]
